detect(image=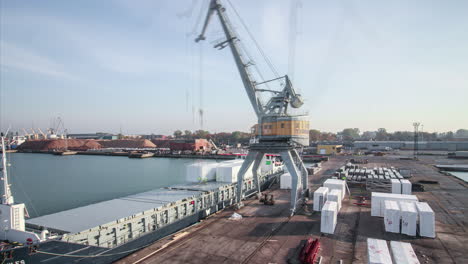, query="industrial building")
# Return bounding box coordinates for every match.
[68,133,117,140]
[151,139,214,152]
[316,144,343,155]
[354,141,468,151]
